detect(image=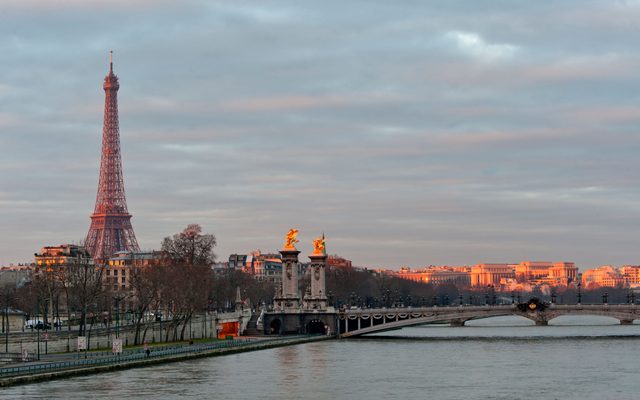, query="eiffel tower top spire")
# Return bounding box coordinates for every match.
[85,52,139,262]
